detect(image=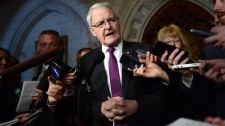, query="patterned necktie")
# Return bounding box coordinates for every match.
[37,67,46,81]
[108,47,122,97]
